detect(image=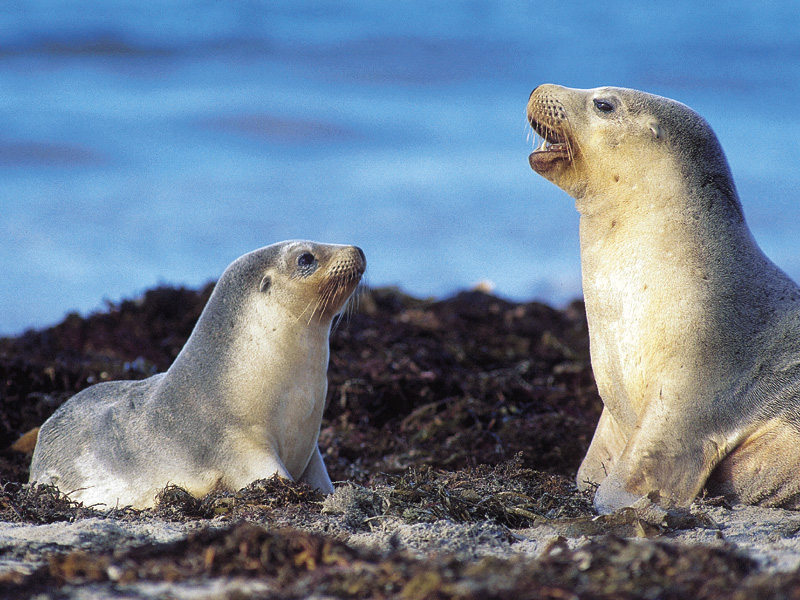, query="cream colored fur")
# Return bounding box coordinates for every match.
[527,85,800,513]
